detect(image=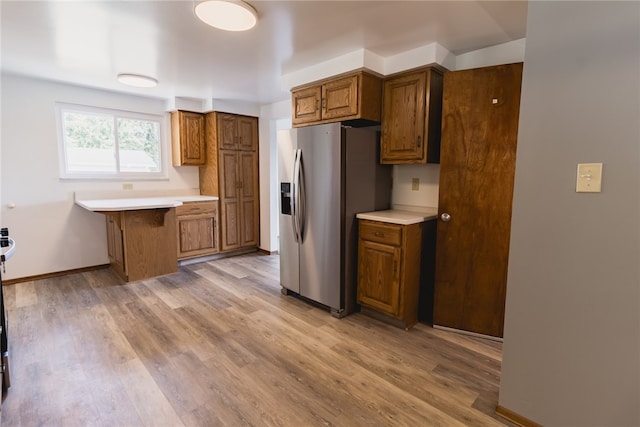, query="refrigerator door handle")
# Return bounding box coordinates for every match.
[291,149,301,242]
[297,151,306,240]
